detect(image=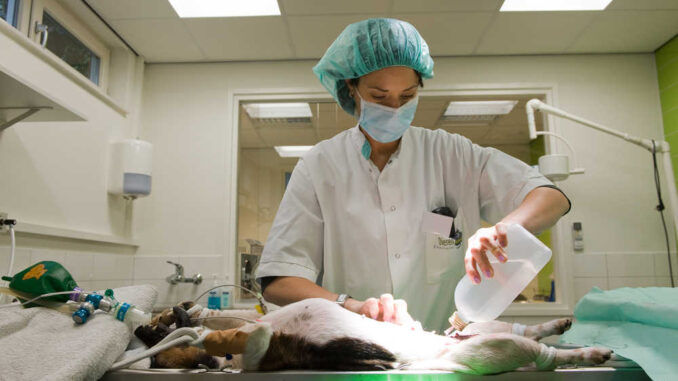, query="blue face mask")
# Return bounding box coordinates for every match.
[356,91,418,143]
